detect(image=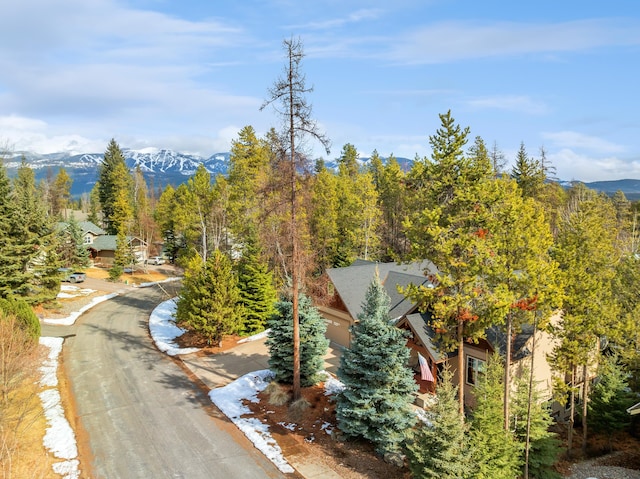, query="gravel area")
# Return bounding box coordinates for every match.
[567,453,640,479]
